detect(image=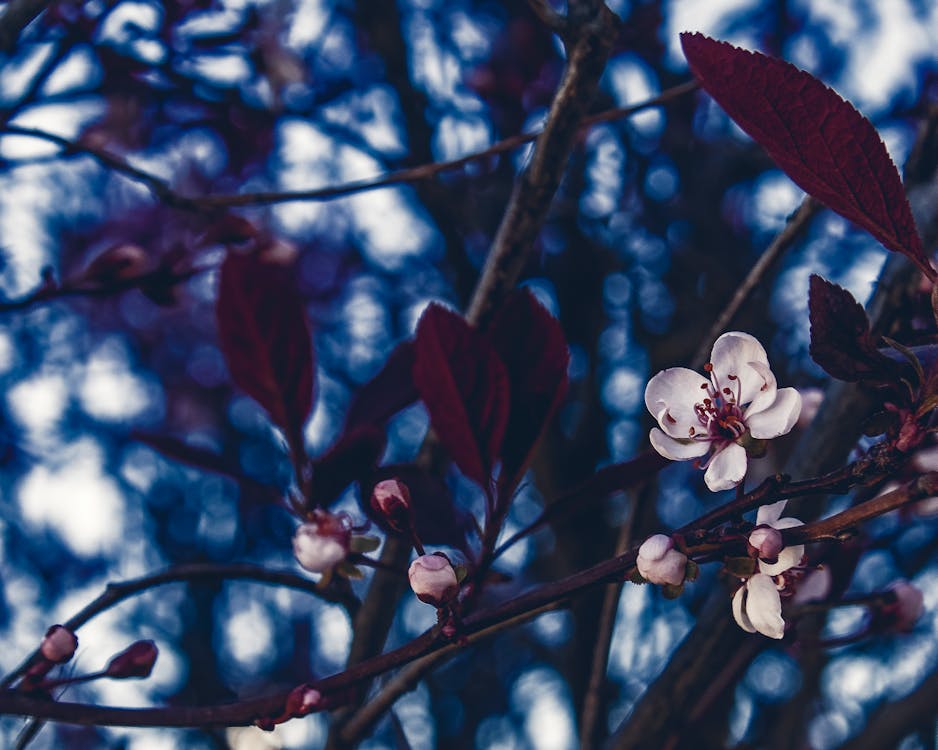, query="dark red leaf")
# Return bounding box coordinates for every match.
[309,427,386,508]
[487,290,569,490]
[412,304,510,487]
[808,274,904,383]
[361,465,473,549]
[216,250,315,454]
[344,342,418,433]
[680,33,928,274]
